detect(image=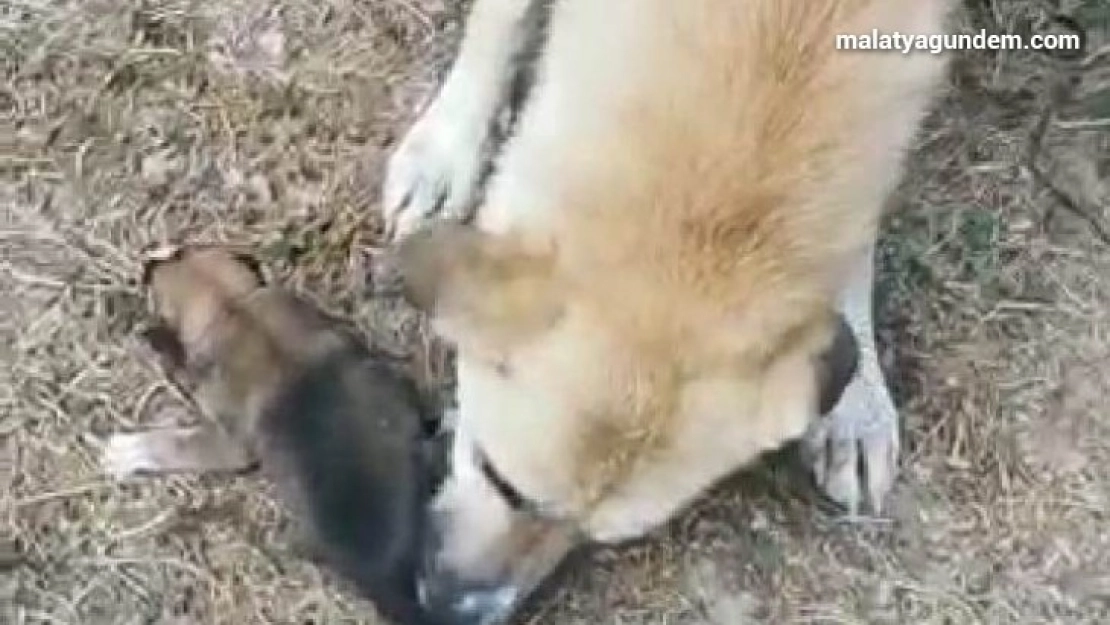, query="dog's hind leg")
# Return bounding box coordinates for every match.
[383,0,541,240]
[803,241,900,517]
[99,425,257,479]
